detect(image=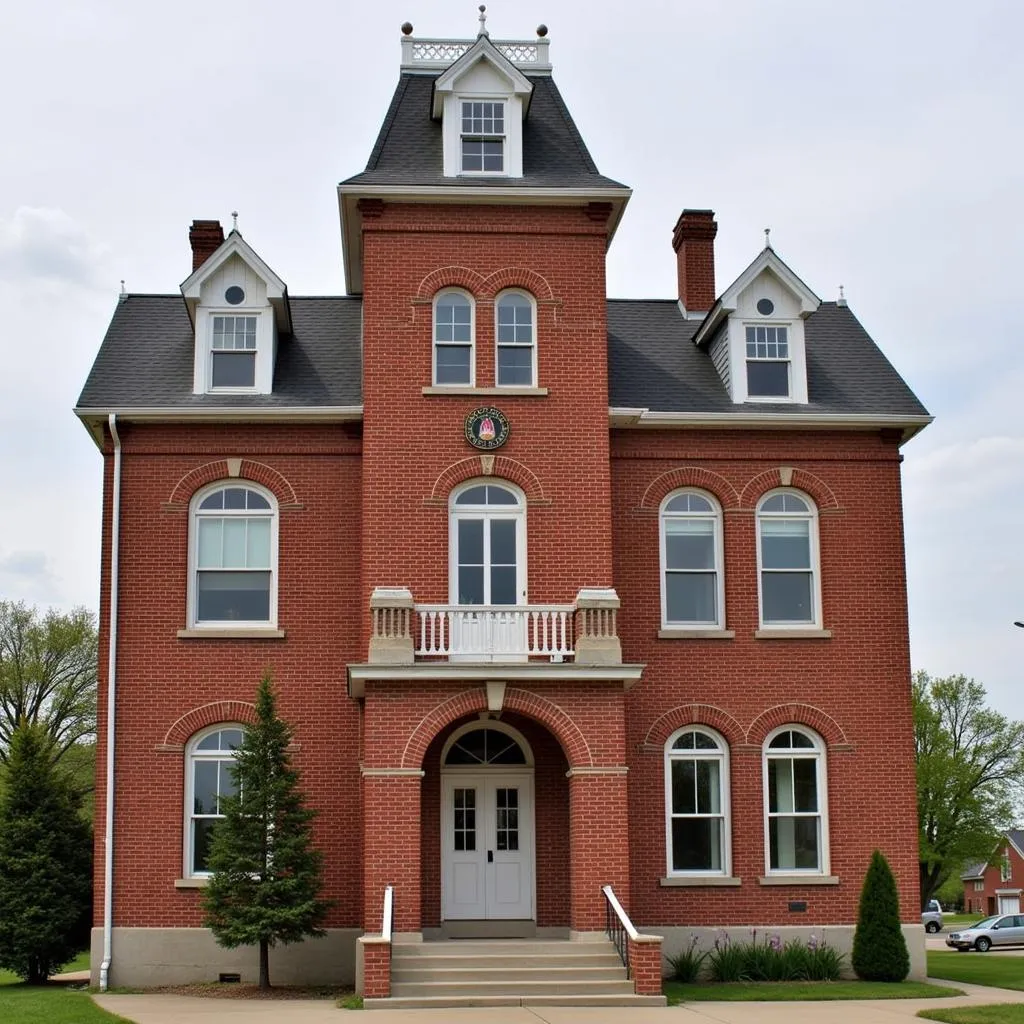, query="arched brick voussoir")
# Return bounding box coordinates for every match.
[642,703,745,749]
[166,460,301,508]
[739,467,840,511]
[428,457,547,503]
[481,267,555,301]
[638,466,740,511]
[415,266,486,300]
[161,700,258,747]
[400,687,593,769]
[745,703,850,748]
